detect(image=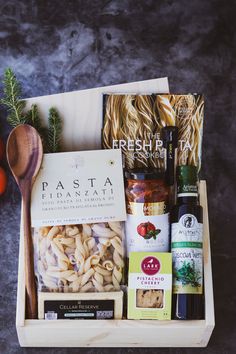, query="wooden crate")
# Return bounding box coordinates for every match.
[16,181,215,347]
